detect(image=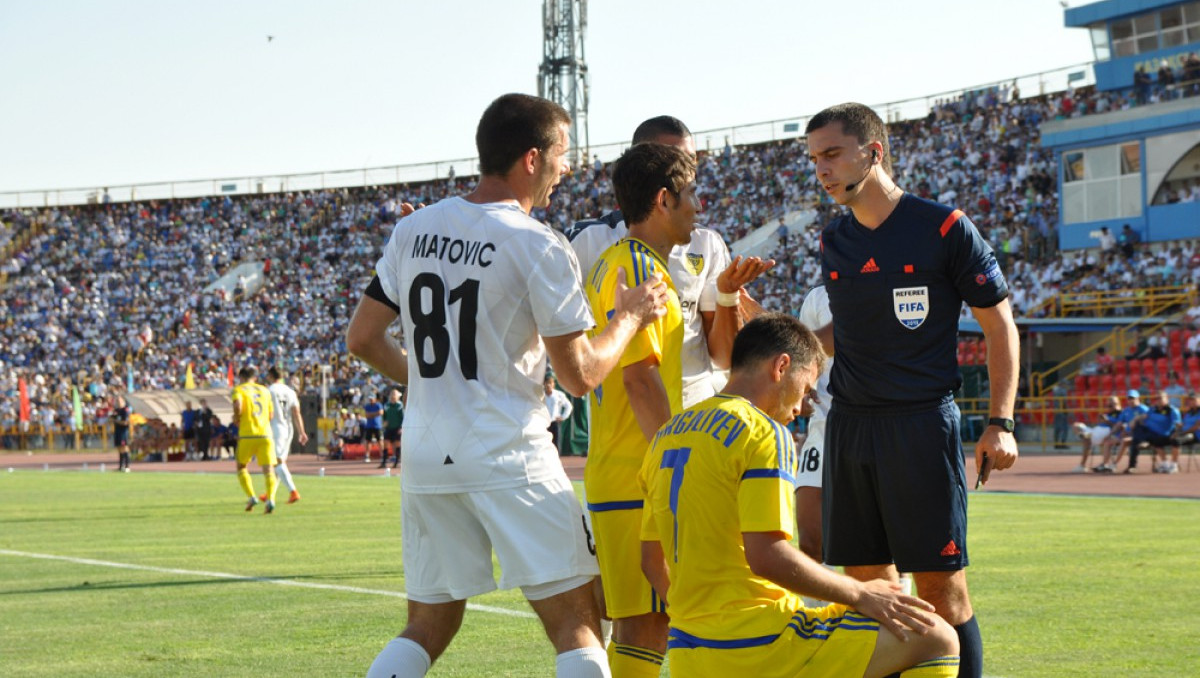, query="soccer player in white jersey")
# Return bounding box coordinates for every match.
[346,93,669,678]
[266,366,307,505]
[795,285,832,563]
[567,116,774,408]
